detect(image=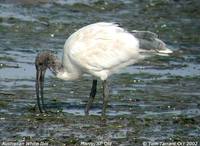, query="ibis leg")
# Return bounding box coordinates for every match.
[102,80,109,116]
[85,80,97,115]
